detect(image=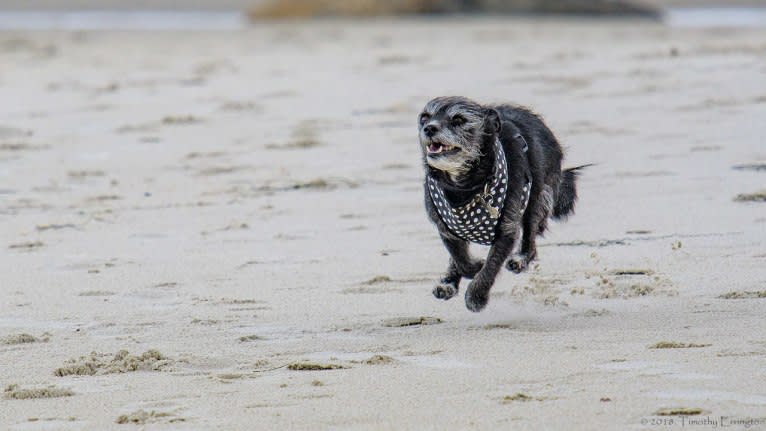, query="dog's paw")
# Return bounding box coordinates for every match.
[433,283,458,300]
[506,256,528,274]
[464,286,489,312]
